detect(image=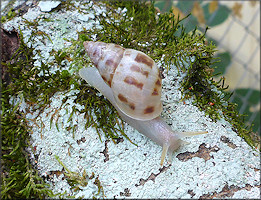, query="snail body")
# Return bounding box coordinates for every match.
[79,41,207,165]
